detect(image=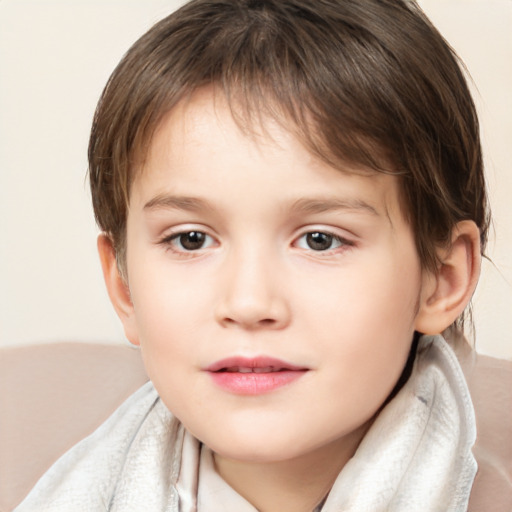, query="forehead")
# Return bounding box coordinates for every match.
[132,88,402,224]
